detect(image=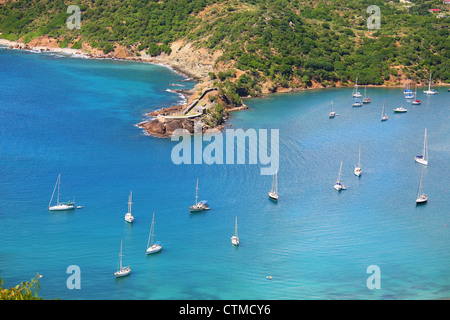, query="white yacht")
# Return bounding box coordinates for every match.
[381,99,388,121]
[231,216,240,246]
[423,73,437,95]
[352,77,362,98]
[329,101,336,118]
[415,128,428,166]
[416,167,428,204]
[354,148,362,177]
[48,173,75,211]
[146,212,162,255]
[124,191,134,223]
[114,239,131,278]
[268,170,278,201]
[334,161,346,191]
